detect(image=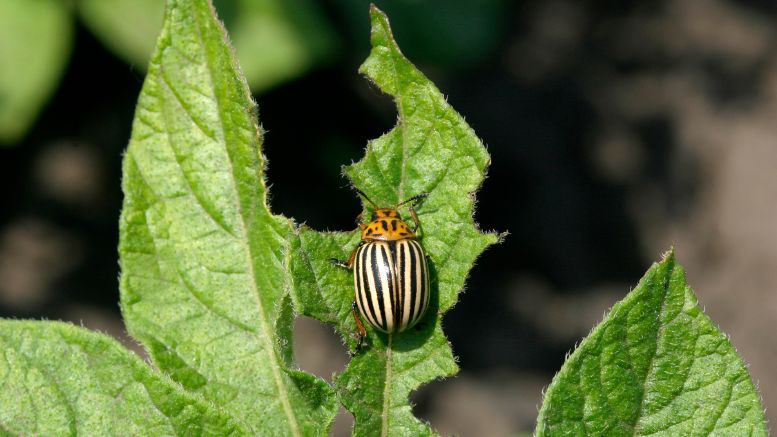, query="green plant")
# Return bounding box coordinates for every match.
[536,251,766,436]
[0,1,766,436]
